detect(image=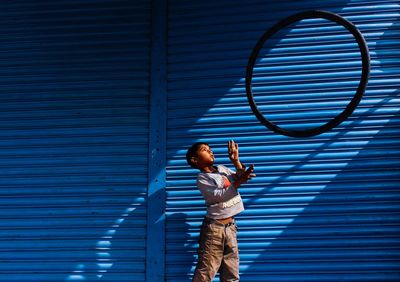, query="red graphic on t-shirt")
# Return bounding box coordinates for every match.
[222,176,231,189]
